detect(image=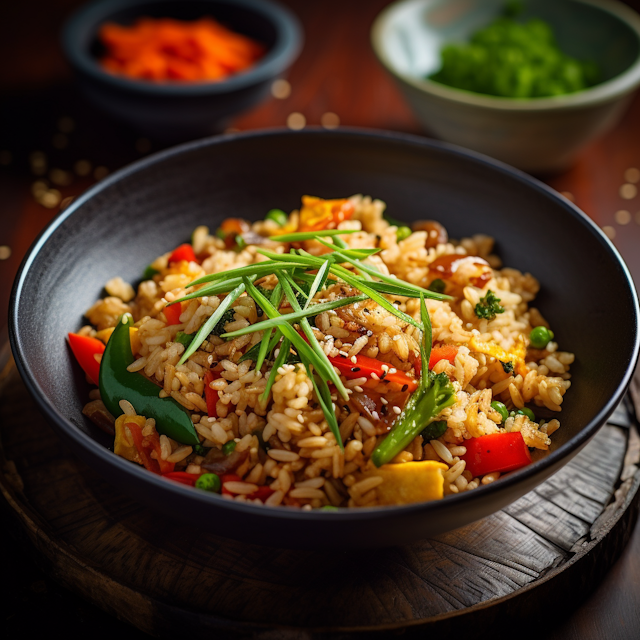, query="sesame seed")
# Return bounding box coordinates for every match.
[381,397,388,405]
[371,372,380,380]
[389,368,397,374]
[339,350,349,357]
[392,406,401,415]
[381,364,389,372]
[372,411,380,421]
[350,356,358,364]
